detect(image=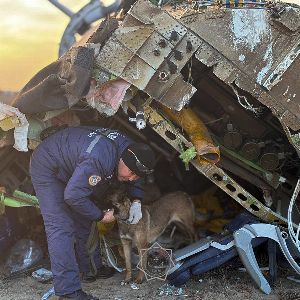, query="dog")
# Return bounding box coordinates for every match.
[110,189,197,283]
